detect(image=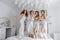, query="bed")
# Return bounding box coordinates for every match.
[6,35,53,40]
[6,17,53,40]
